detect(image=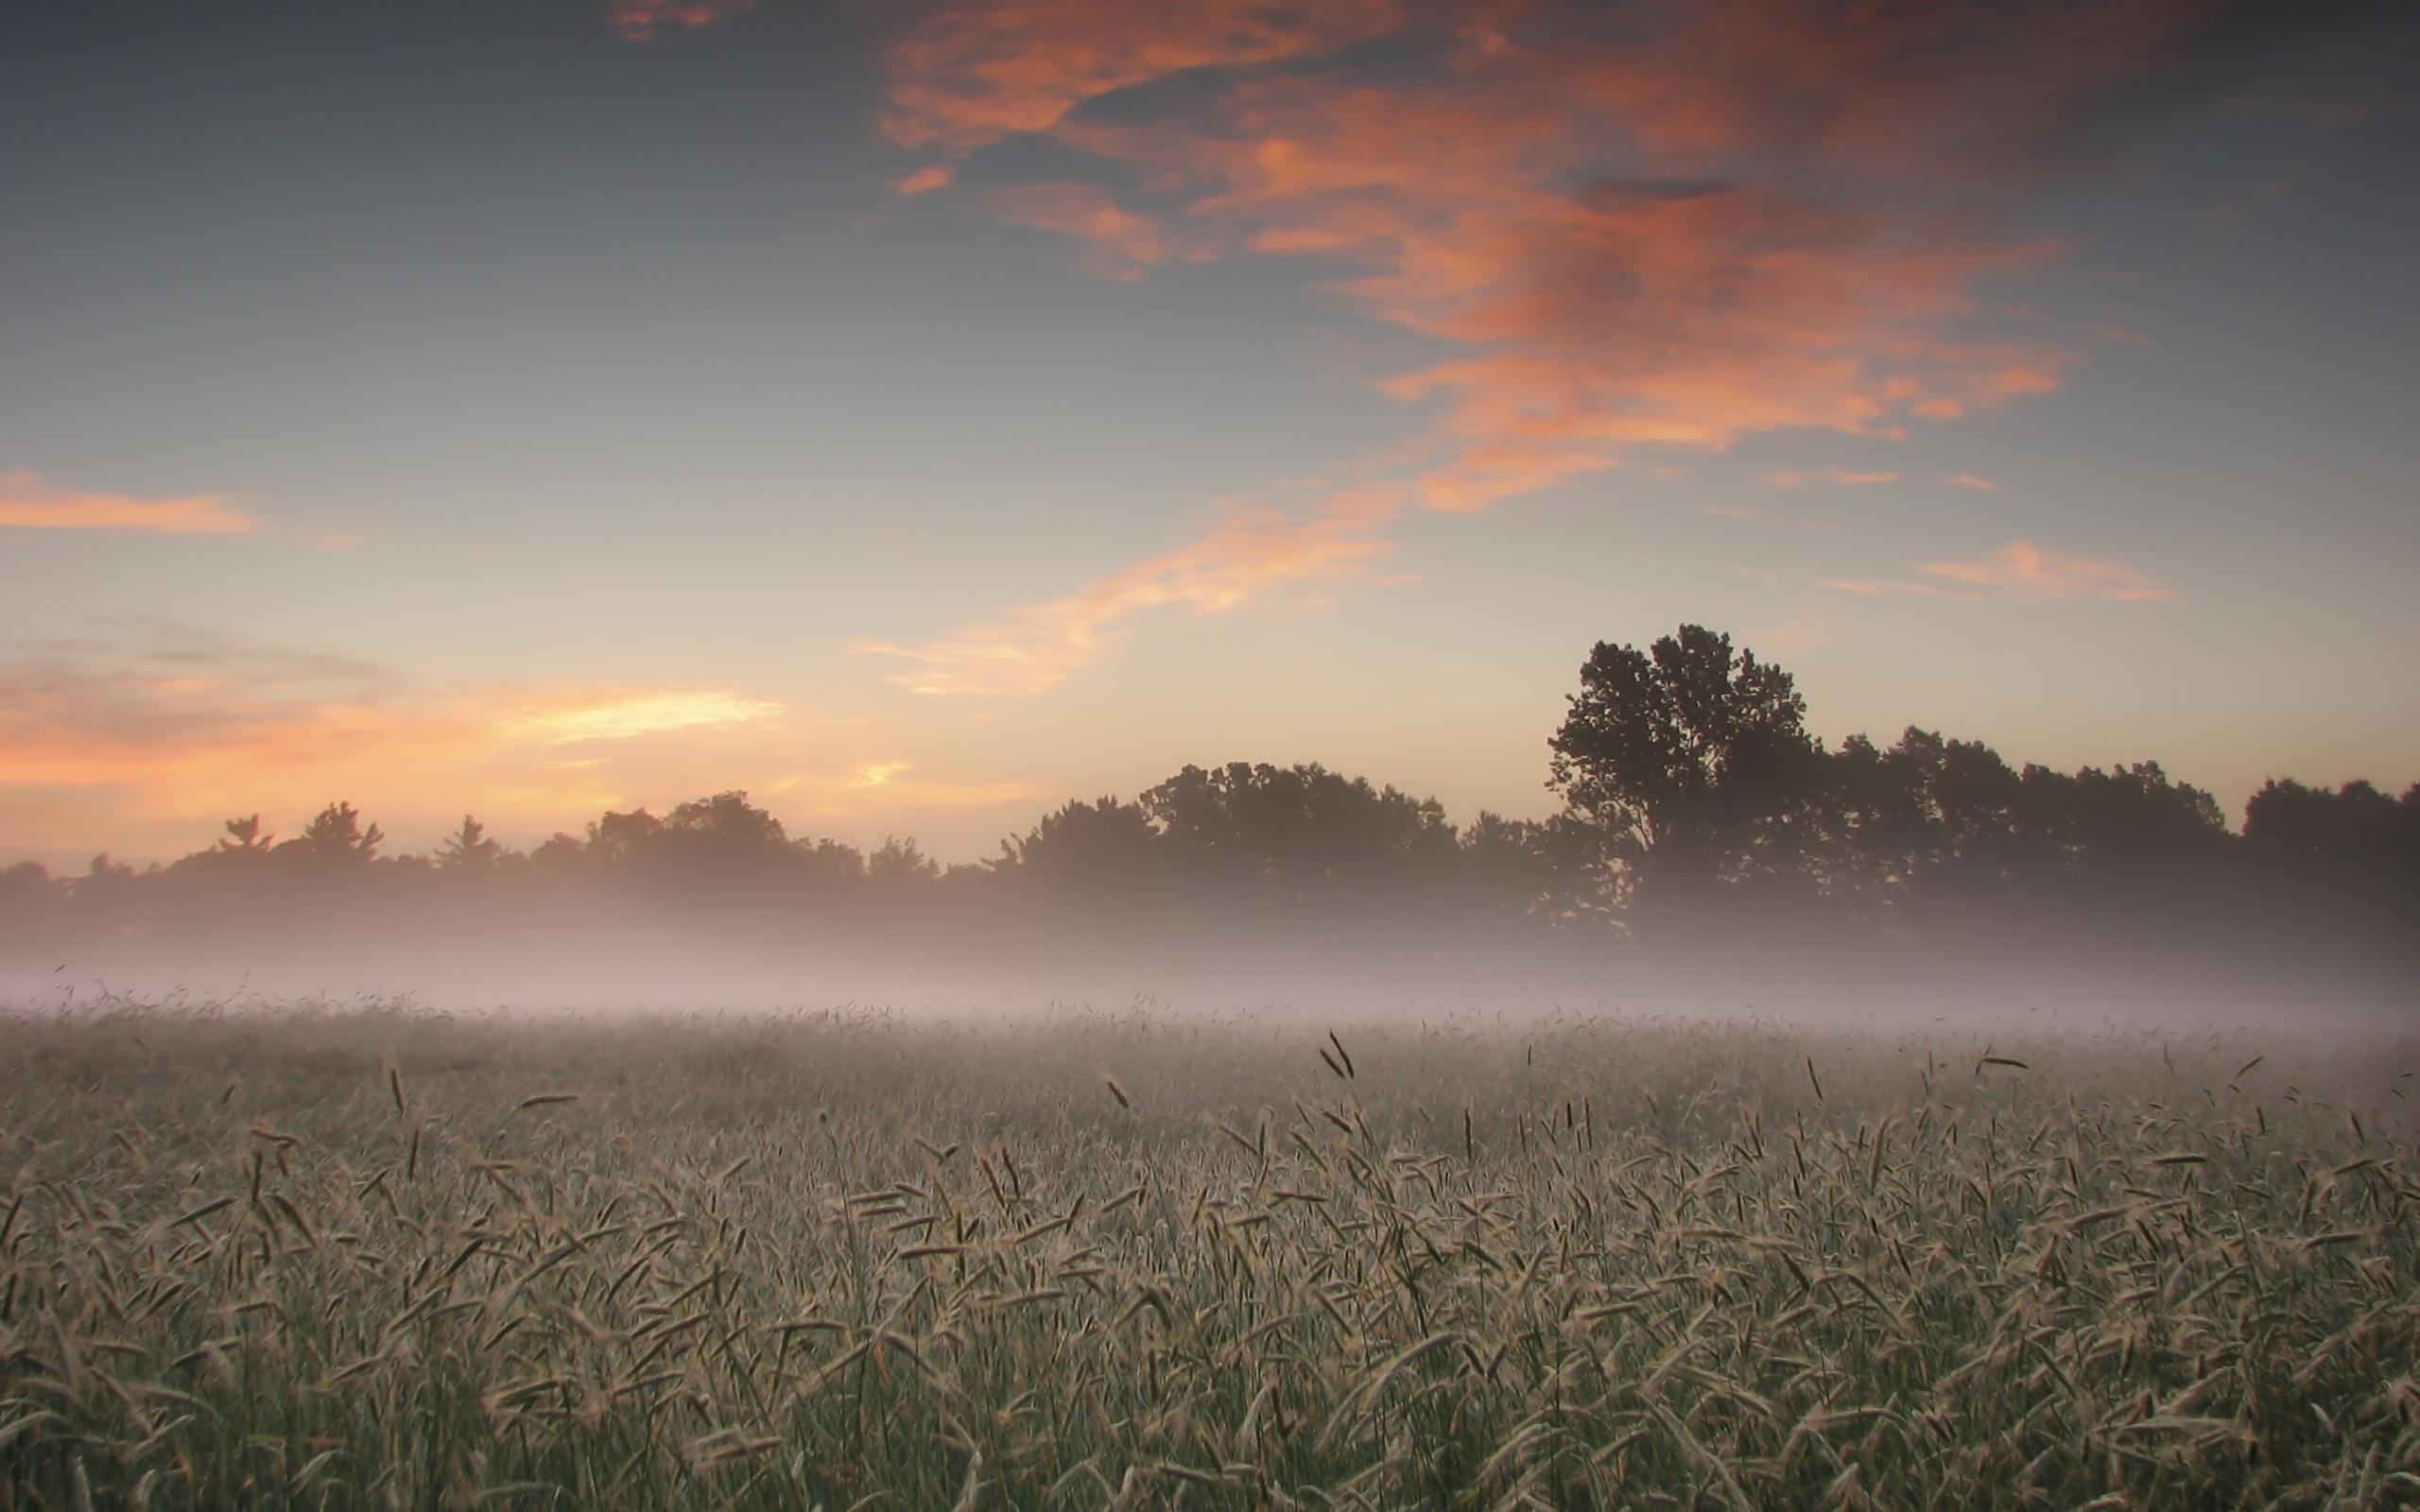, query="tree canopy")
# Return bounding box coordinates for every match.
[4,625,2411,988]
